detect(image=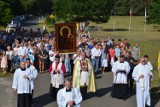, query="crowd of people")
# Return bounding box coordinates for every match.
[0,27,154,107]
